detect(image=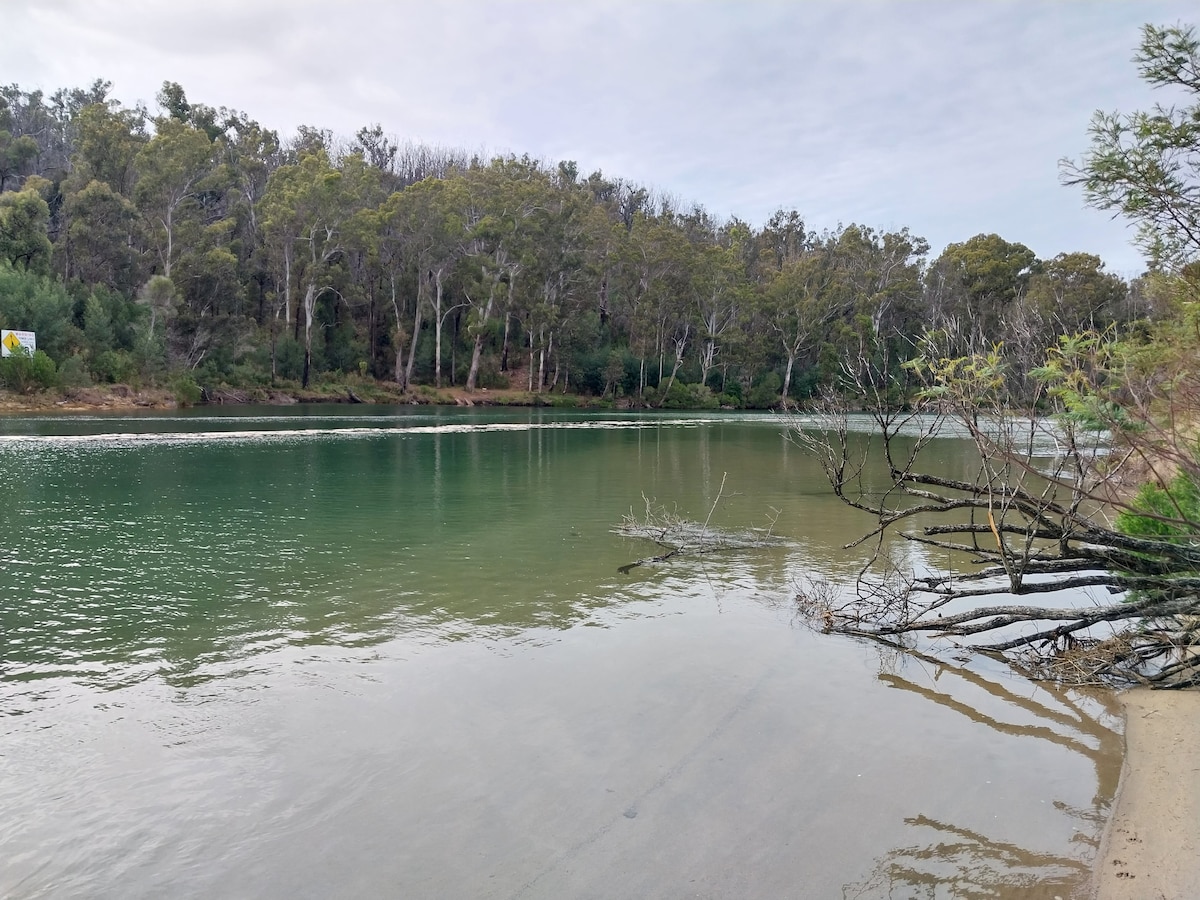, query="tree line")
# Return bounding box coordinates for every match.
[0,78,1158,405]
